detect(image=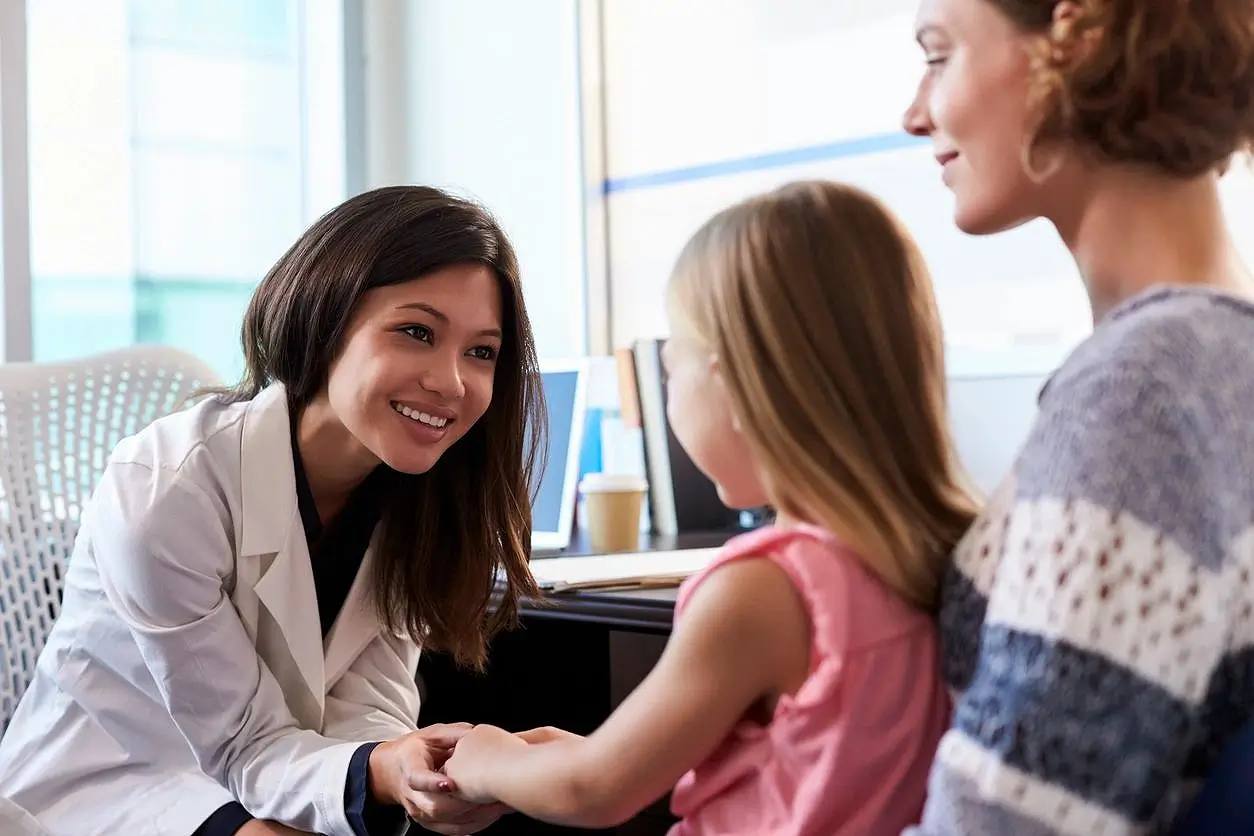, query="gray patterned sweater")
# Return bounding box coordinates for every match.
[911,287,1254,835]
